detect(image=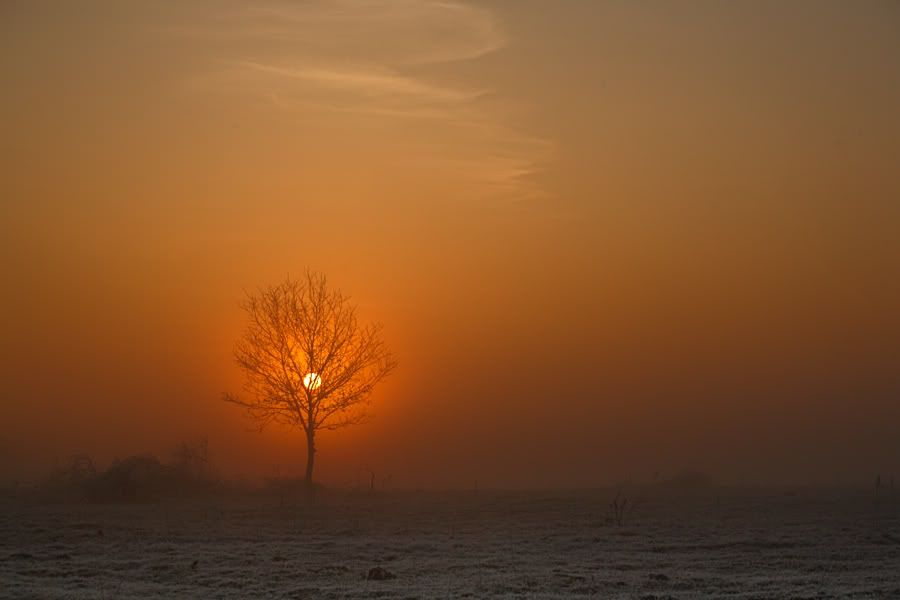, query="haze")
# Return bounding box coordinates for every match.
[2,0,899,488]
